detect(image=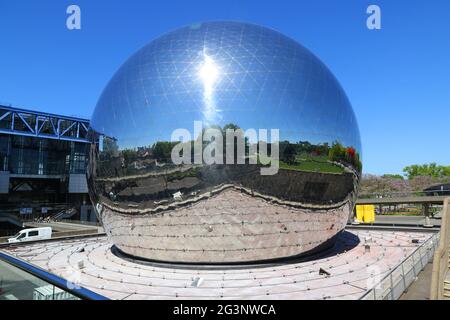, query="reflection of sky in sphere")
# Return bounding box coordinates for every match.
[91,21,361,154]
